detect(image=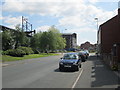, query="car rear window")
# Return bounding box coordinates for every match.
[63,54,77,59]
